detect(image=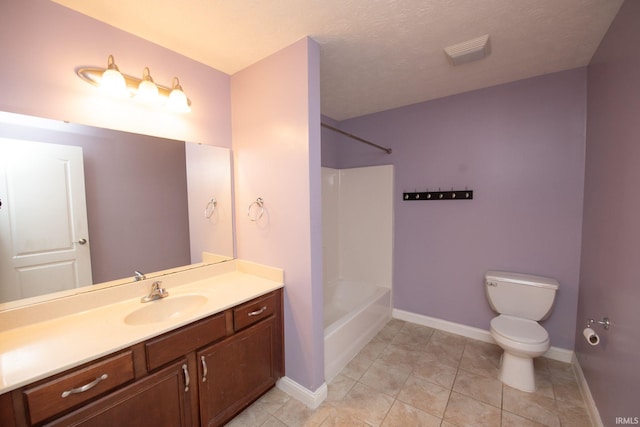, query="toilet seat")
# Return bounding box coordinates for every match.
[490,315,548,344]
